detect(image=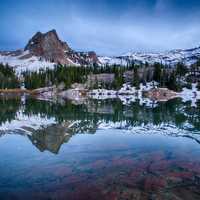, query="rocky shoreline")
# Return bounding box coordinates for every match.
[0,82,200,106]
[143,88,178,101]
